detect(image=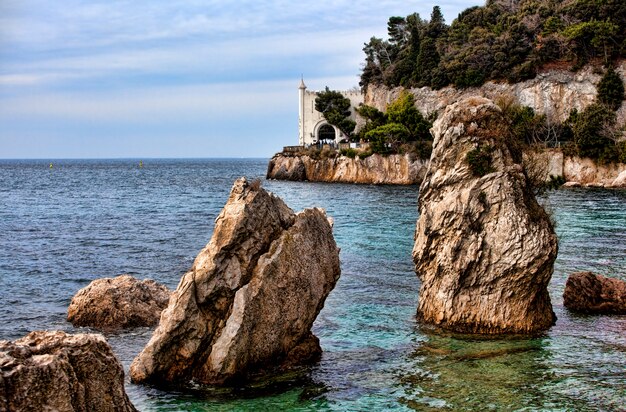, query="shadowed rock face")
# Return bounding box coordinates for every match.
[0,331,137,412]
[130,178,340,385]
[564,272,626,314]
[67,275,170,329]
[413,97,557,335]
